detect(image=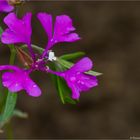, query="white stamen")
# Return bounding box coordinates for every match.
[48,51,57,61]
